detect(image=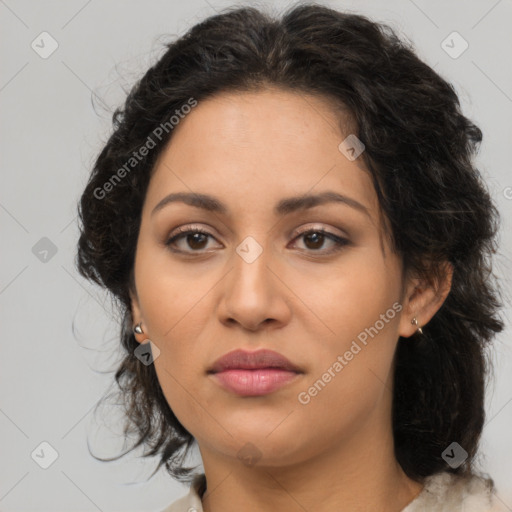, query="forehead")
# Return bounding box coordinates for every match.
[146,87,379,223]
